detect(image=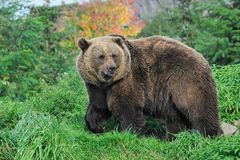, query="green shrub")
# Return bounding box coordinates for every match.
[0,1,77,101]
[30,72,88,118]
